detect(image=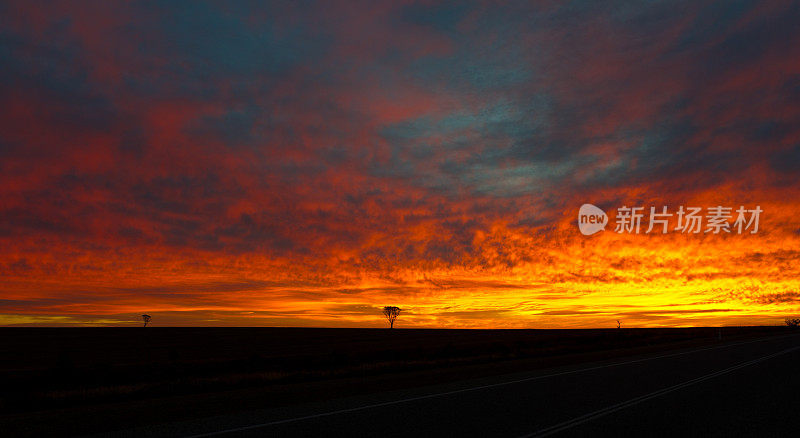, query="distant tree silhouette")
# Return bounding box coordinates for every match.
[142,314,151,327]
[616,320,621,329]
[786,317,800,328]
[382,306,401,329]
